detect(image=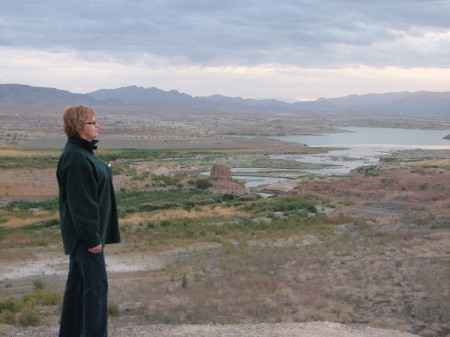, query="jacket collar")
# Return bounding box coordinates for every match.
[68,136,99,152]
